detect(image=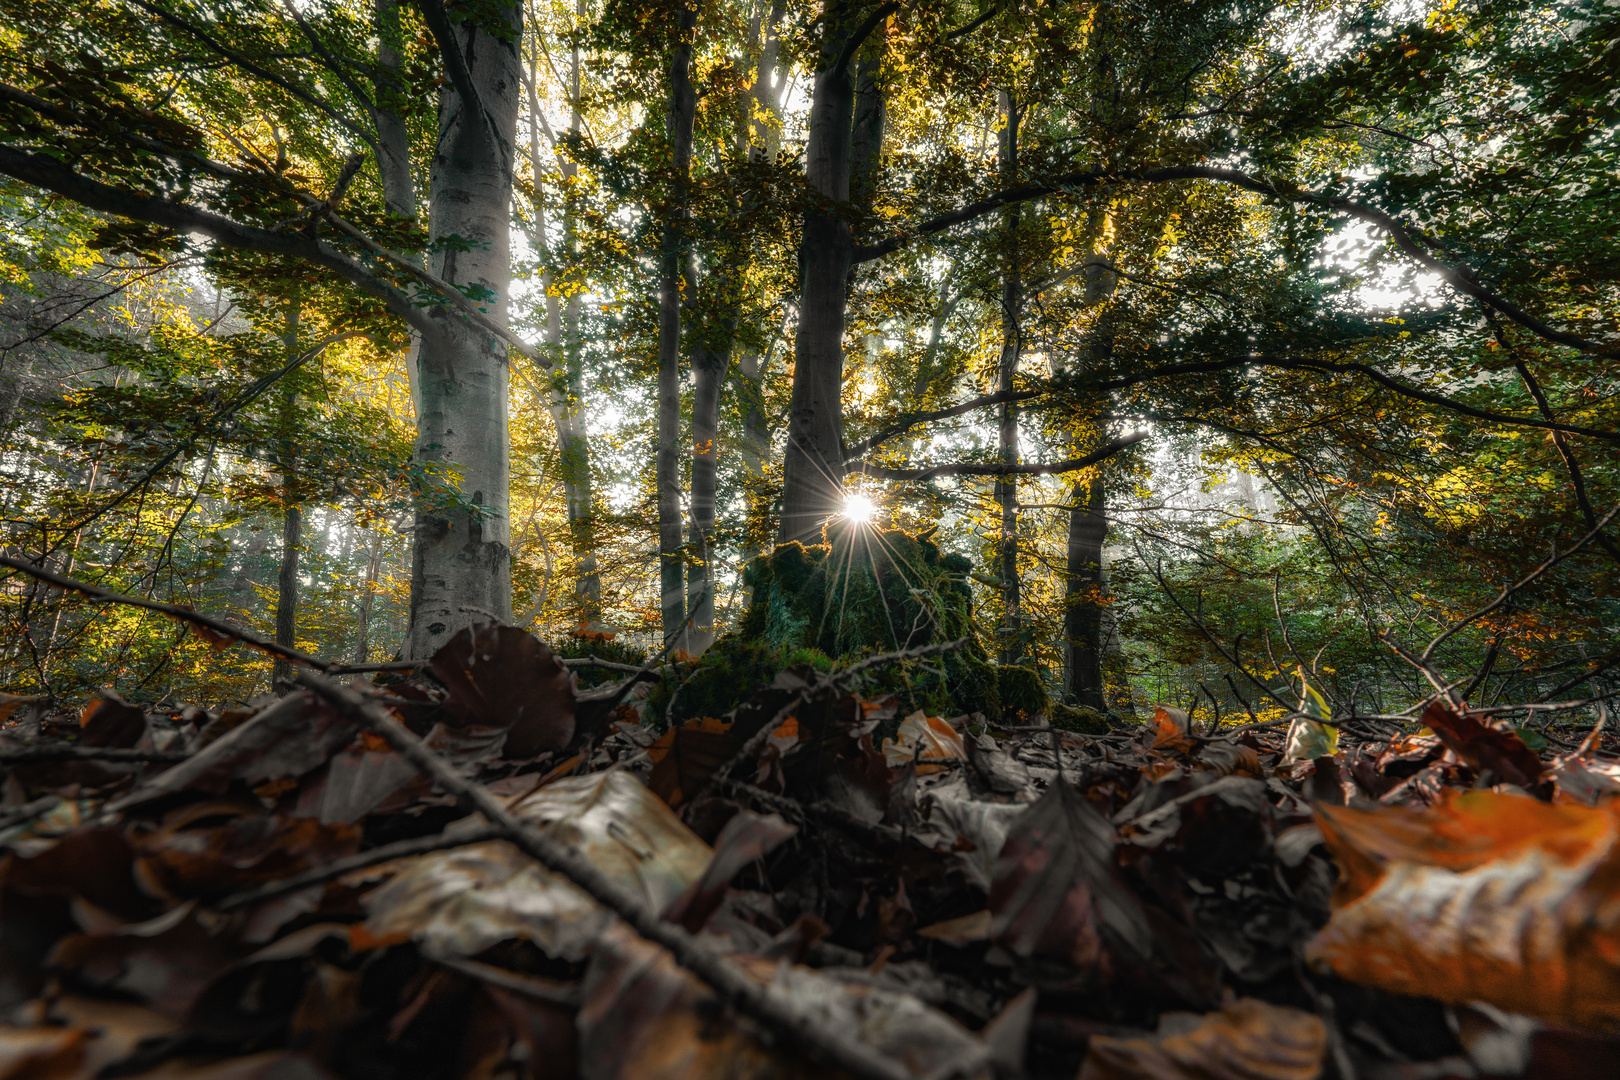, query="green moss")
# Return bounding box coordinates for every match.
[1051,702,1110,735]
[647,636,783,729]
[996,665,1050,723]
[735,521,1005,719]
